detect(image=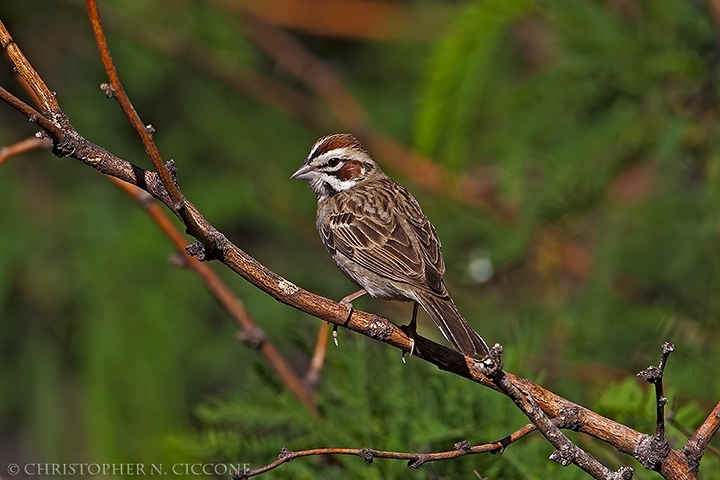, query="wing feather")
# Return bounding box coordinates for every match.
[320,178,446,295]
